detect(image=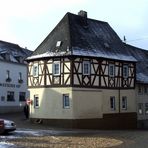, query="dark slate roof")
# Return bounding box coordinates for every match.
[0,40,32,64]
[27,12,136,62]
[124,44,148,84]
